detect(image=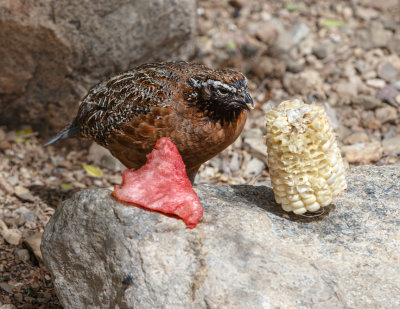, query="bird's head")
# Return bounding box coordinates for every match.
[185,68,254,124]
